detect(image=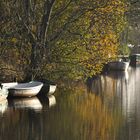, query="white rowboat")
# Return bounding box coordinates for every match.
[2,81,43,97]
